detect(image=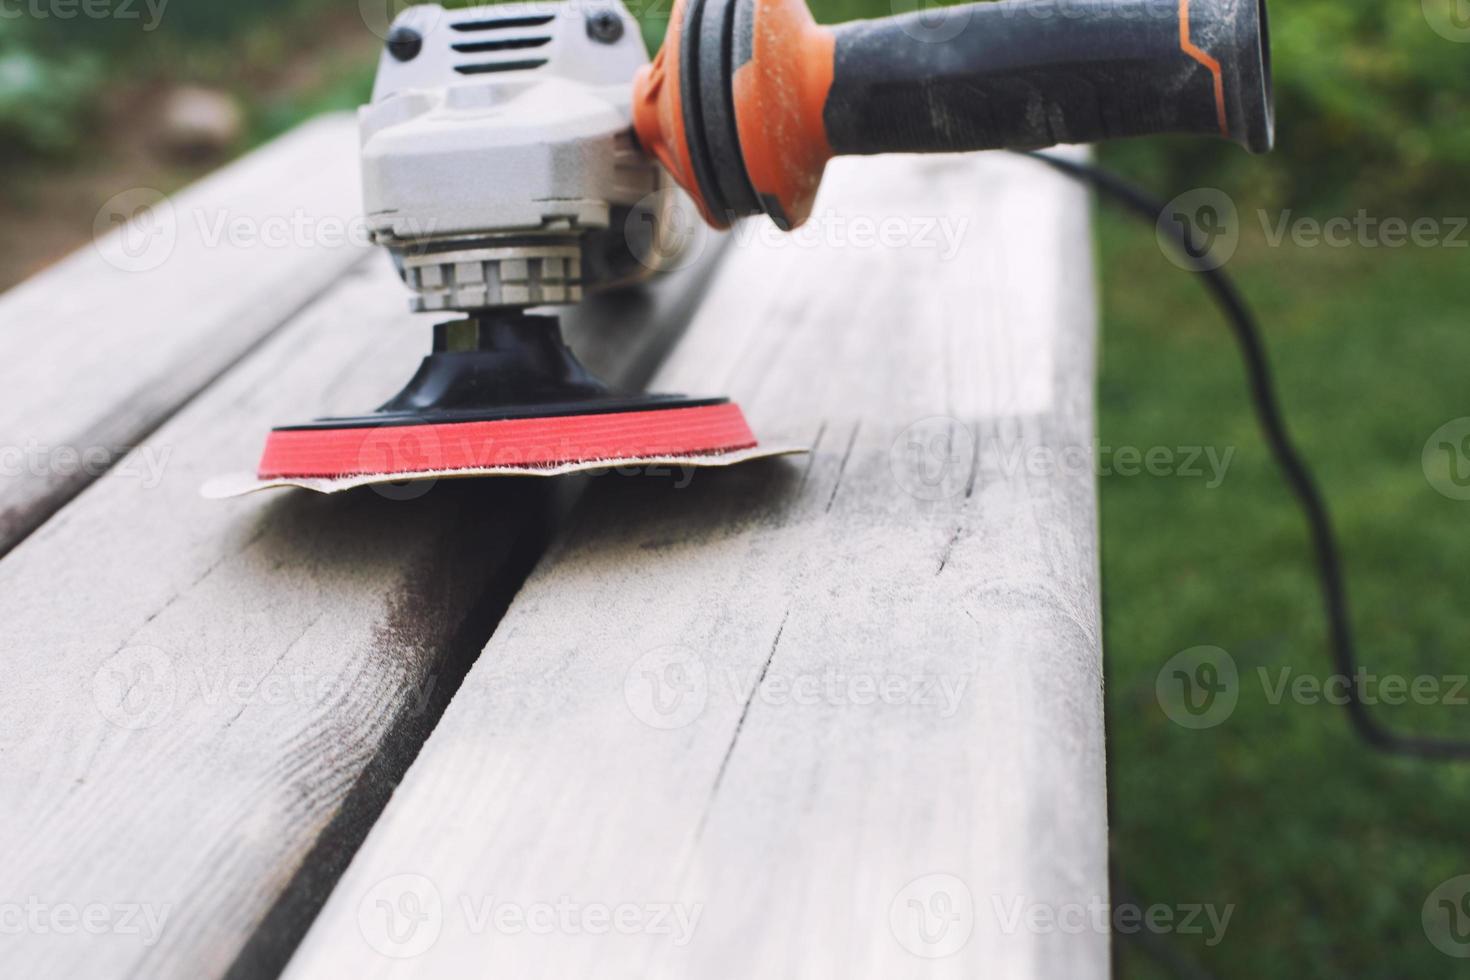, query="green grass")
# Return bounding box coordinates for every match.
[1093,173,1470,976]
